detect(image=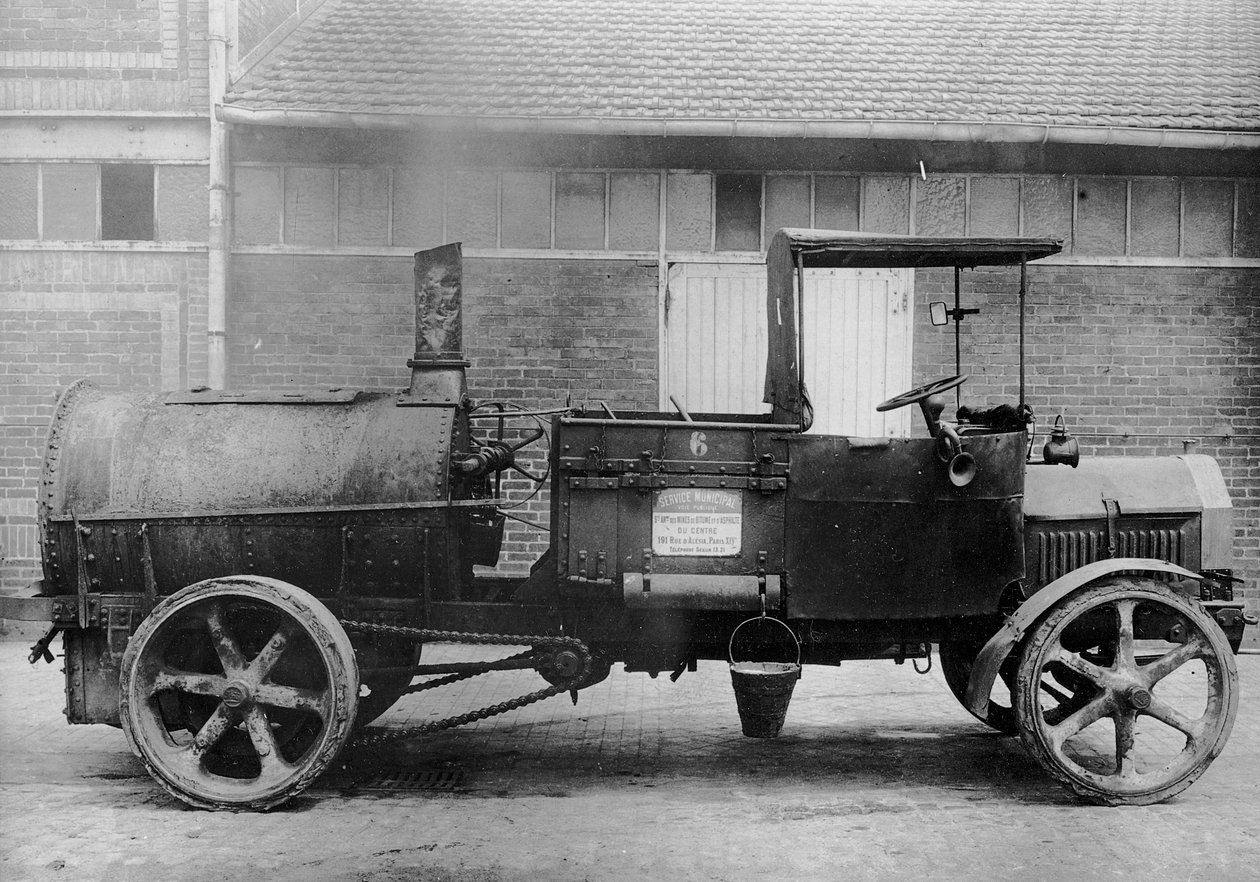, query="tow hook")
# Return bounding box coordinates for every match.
[1214,608,1255,630]
[28,625,61,665]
